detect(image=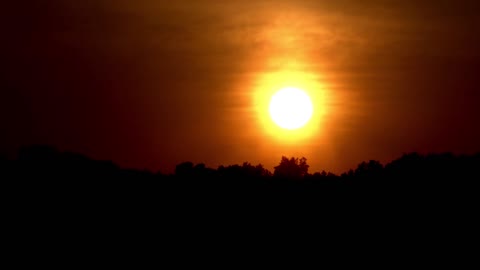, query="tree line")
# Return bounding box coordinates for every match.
[3,144,479,218]
[3,144,479,191]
